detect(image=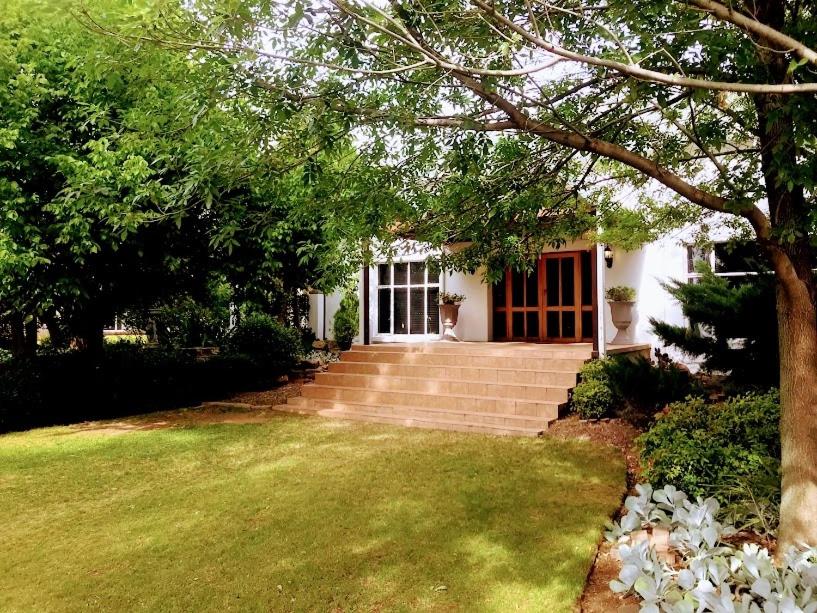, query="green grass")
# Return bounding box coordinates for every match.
[0,416,624,612]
